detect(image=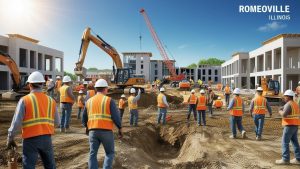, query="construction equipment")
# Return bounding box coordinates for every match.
[74,27,145,91]
[179,80,191,90]
[0,51,28,100]
[260,77,282,105]
[140,8,185,82]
